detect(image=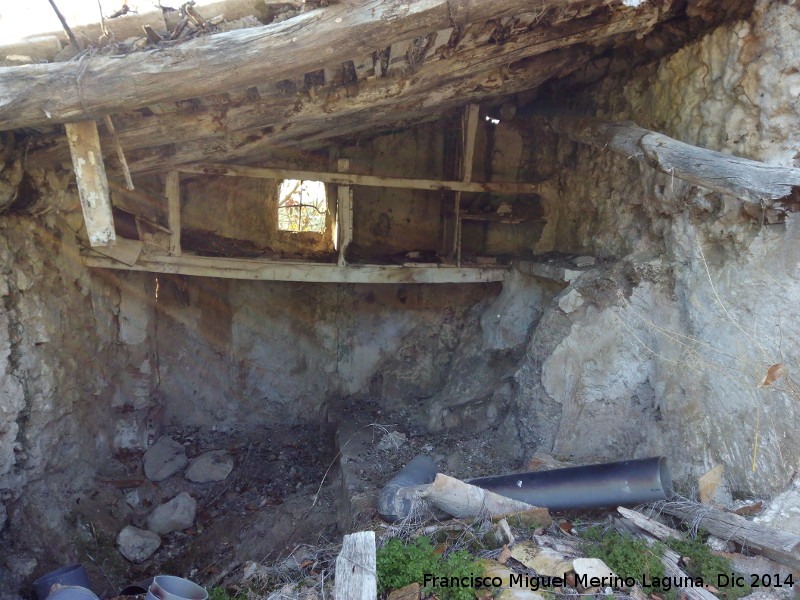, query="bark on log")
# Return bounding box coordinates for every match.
[0,0,596,131]
[419,473,537,518]
[659,503,800,571]
[537,113,800,206]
